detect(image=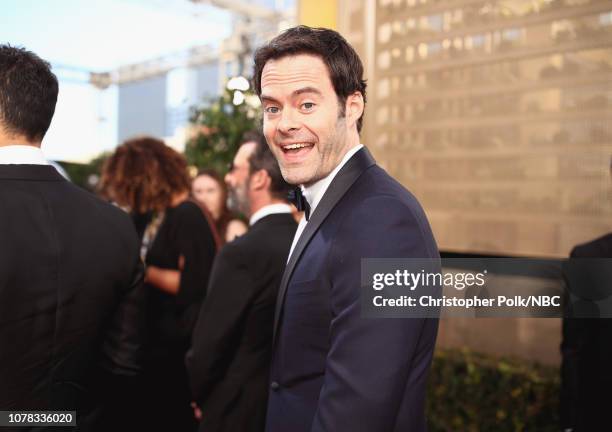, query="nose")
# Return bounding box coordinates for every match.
[225,172,232,186]
[277,107,300,134]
